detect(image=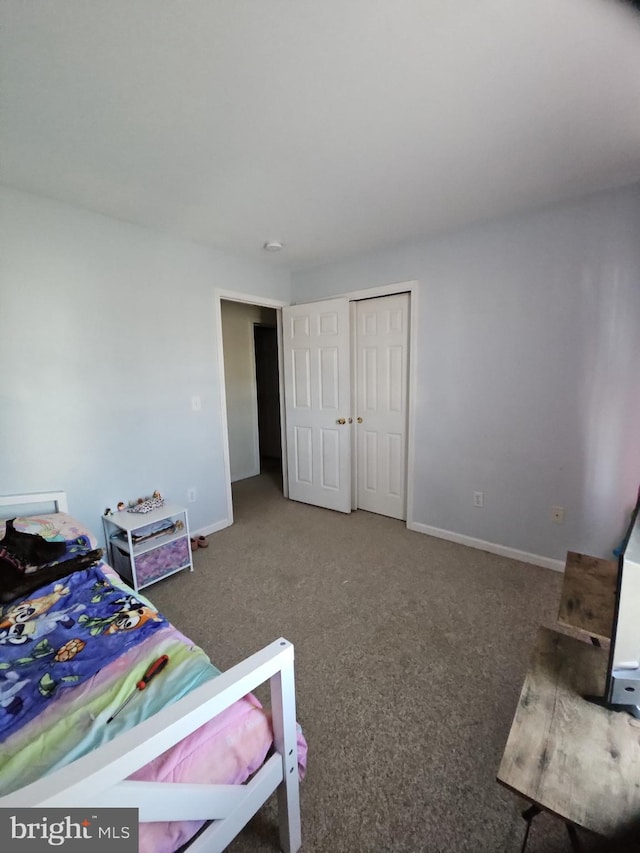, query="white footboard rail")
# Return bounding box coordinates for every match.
[0,638,301,853]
